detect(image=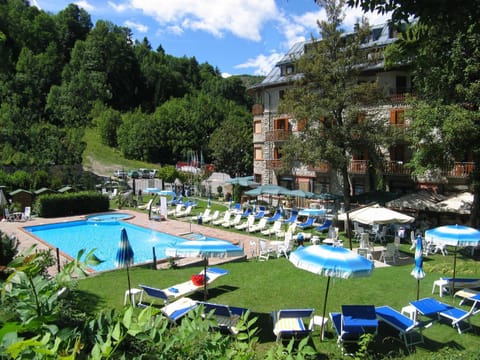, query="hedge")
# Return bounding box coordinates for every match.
[35,192,110,217]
